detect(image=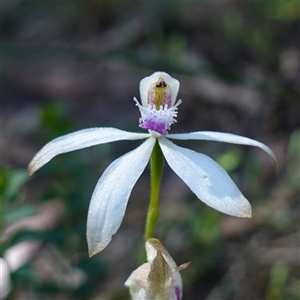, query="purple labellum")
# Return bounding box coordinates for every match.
[139,119,168,136]
[134,98,182,136]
